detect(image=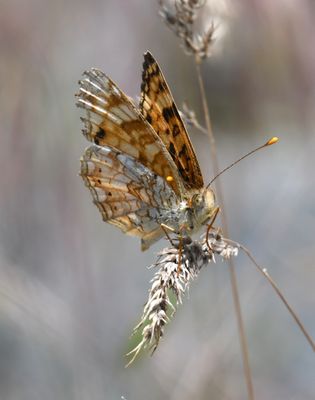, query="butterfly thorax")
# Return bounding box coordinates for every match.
[157,188,216,235]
